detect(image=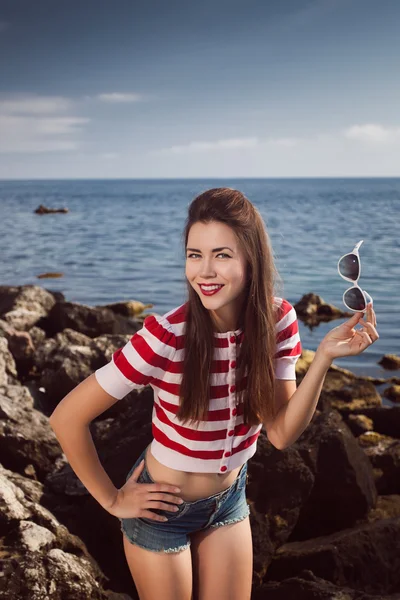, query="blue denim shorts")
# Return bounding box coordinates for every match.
[119,444,250,553]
